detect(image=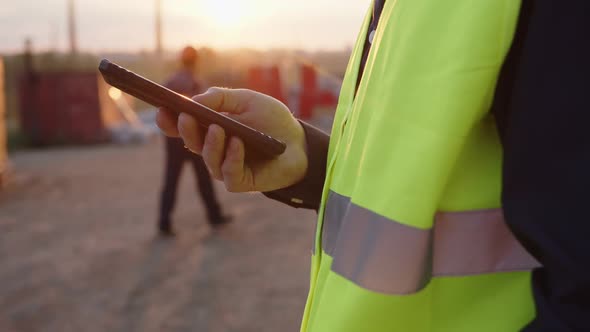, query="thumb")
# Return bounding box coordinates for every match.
[192,87,253,115]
